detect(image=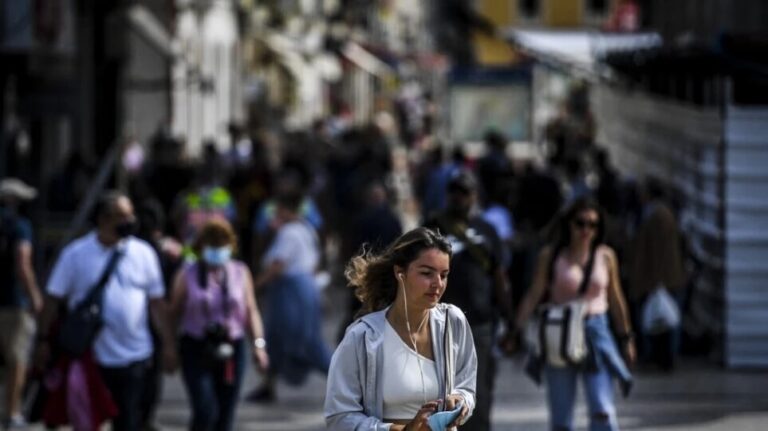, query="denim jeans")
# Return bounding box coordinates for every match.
[180,336,246,431]
[543,313,628,431]
[545,365,618,431]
